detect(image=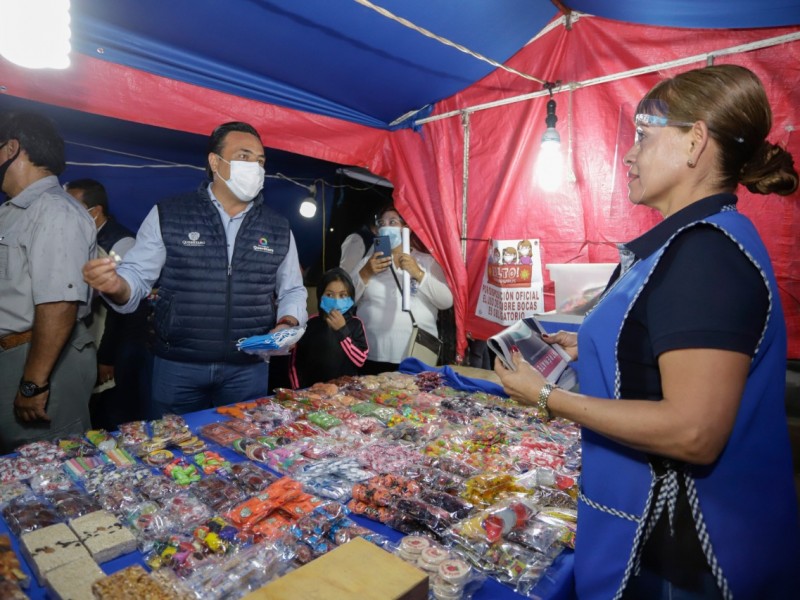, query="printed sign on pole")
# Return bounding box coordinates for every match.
[475,238,544,325]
